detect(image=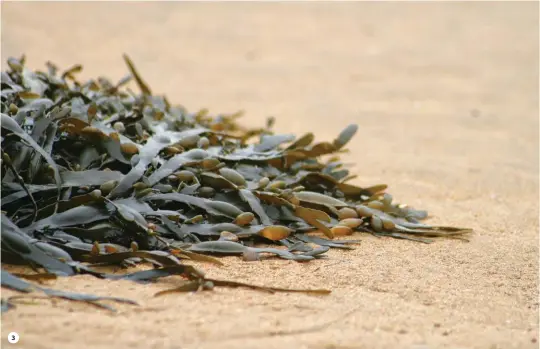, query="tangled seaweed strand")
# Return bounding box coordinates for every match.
[0,55,472,311]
